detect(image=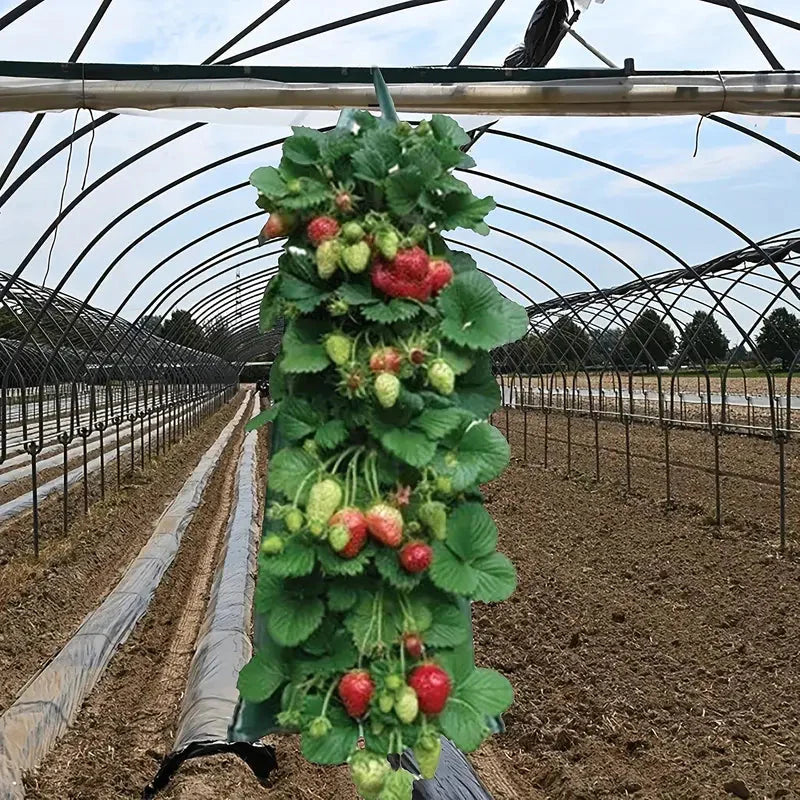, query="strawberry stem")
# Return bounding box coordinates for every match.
[320,677,338,718]
[292,469,320,507]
